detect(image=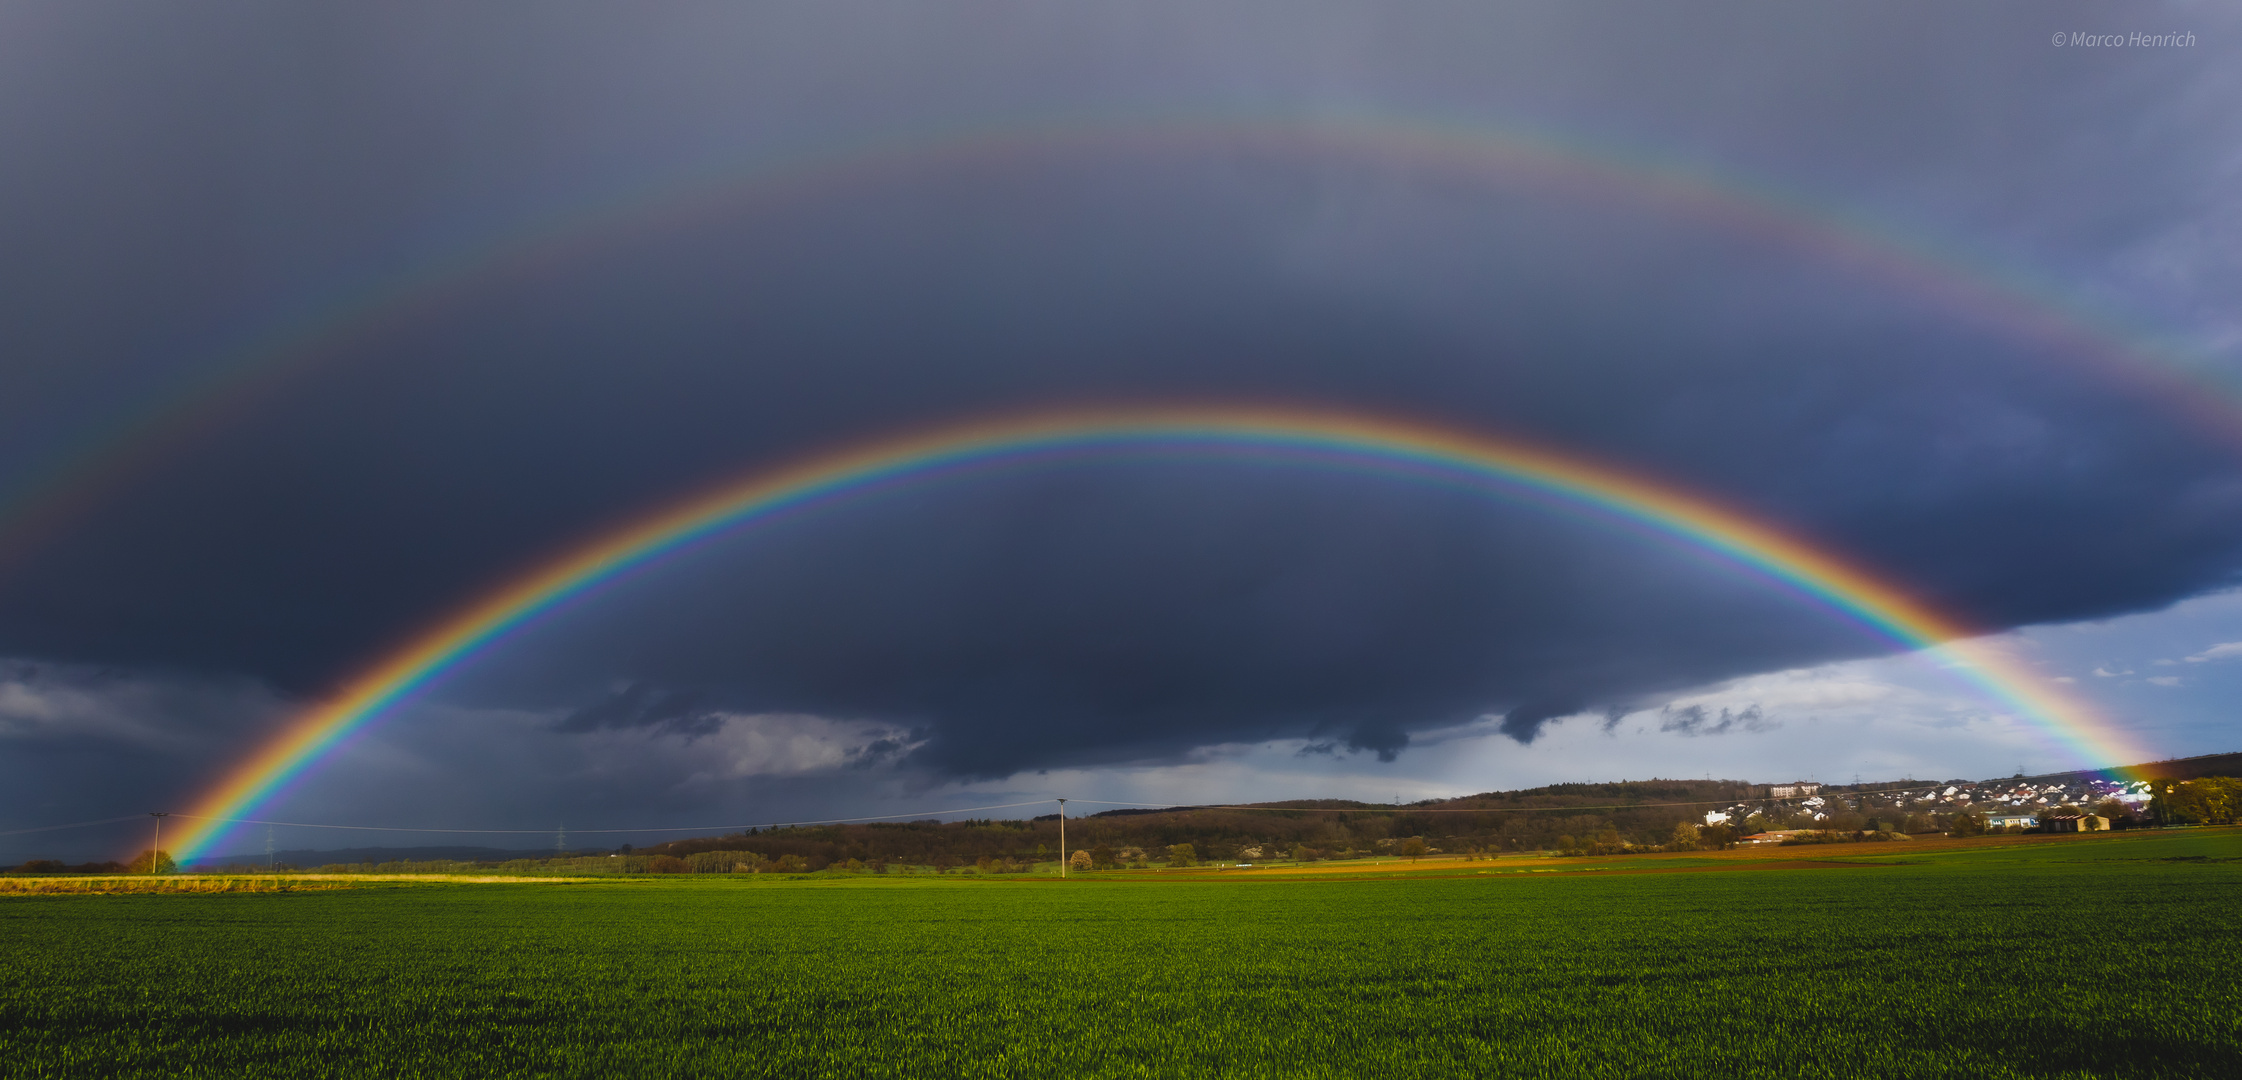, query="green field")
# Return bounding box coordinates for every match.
[4,830,2237,1078]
